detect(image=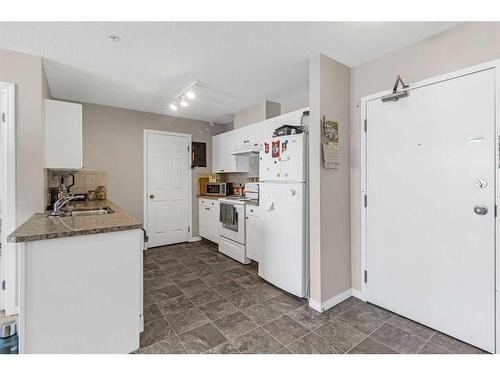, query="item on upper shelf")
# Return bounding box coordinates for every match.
[88,190,97,201]
[301,110,309,129]
[96,186,107,200]
[273,125,304,138]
